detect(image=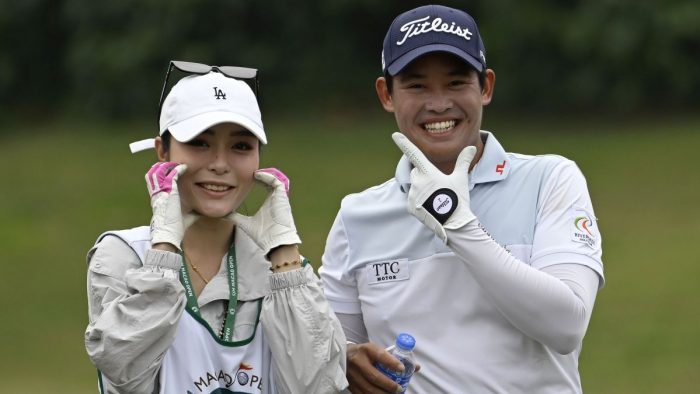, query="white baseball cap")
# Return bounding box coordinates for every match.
[130,71,266,153]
